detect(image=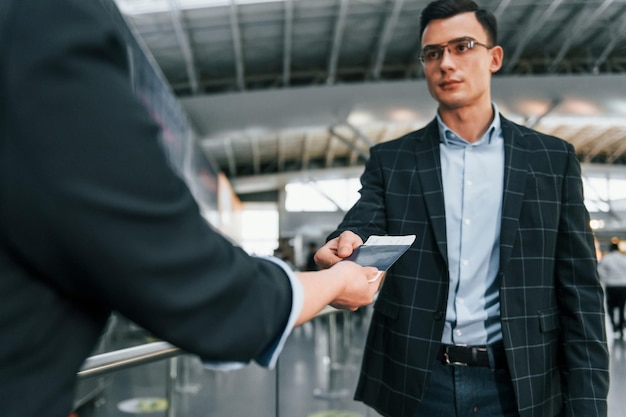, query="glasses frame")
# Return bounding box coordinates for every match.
[419,37,493,64]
